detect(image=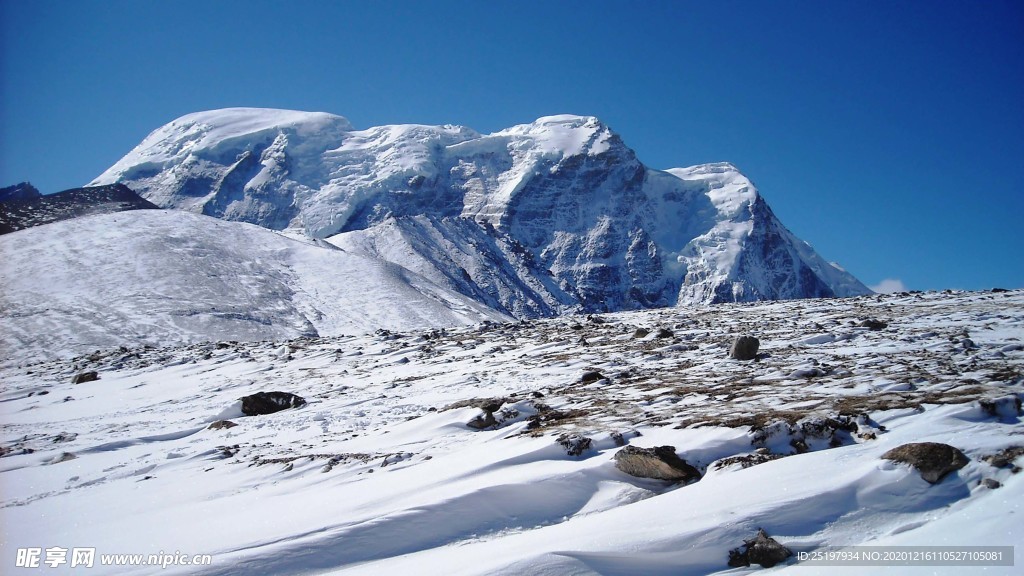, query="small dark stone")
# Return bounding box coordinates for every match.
[729,336,760,361]
[531,391,545,399]
[655,328,674,338]
[981,478,1001,489]
[633,328,650,338]
[991,288,1010,293]
[72,371,99,384]
[882,442,969,484]
[208,420,238,430]
[239,391,306,416]
[580,371,605,384]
